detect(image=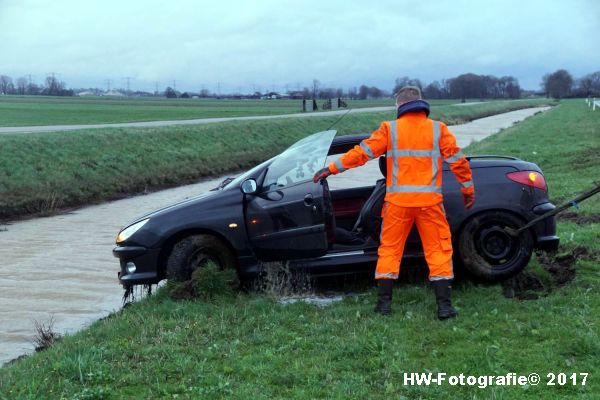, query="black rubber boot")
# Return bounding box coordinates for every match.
[432,279,458,320]
[374,279,394,315]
